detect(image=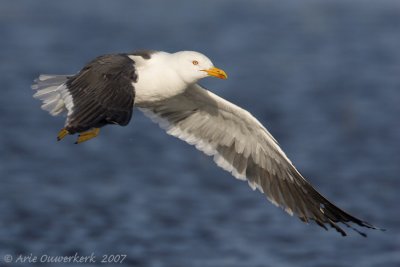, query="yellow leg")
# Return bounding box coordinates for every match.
[75,128,100,144]
[57,128,69,141]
